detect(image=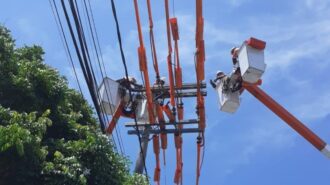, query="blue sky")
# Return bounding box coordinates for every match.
[1,0,330,184]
